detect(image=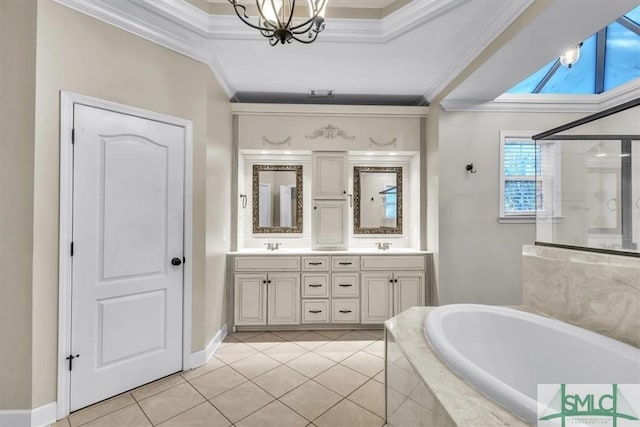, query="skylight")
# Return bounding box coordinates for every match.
[507,6,640,95]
